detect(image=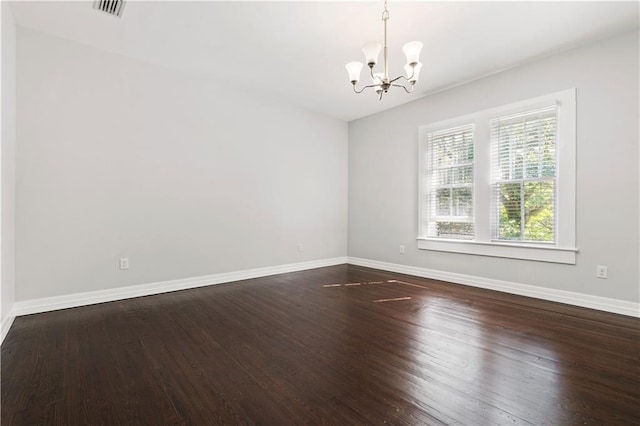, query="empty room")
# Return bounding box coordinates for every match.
[1,1,639,424]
